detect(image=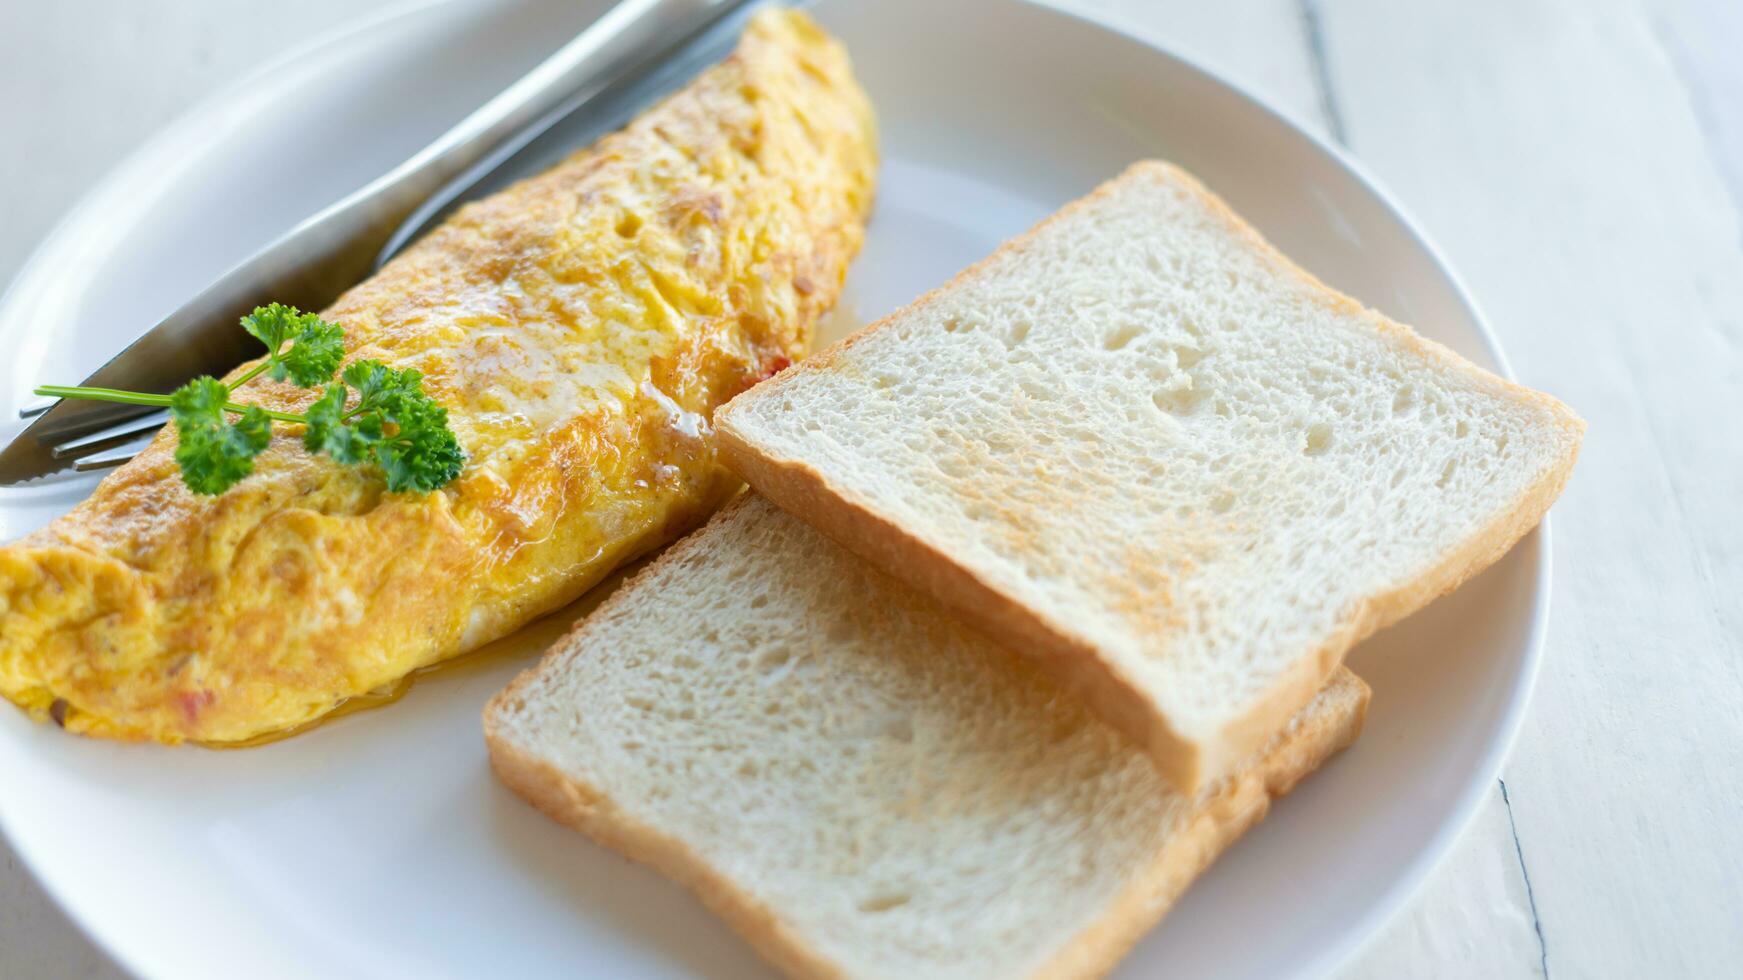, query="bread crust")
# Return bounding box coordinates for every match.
[485,727,854,980]
[716,160,1582,792]
[1031,670,1369,980]
[0,8,877,746]
[486,618,1369,980]
[485,495,853,980]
